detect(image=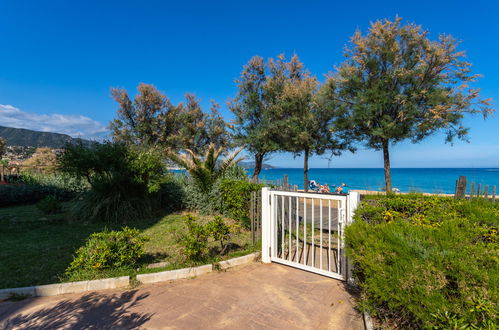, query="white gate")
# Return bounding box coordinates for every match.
[261,188,359,281]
